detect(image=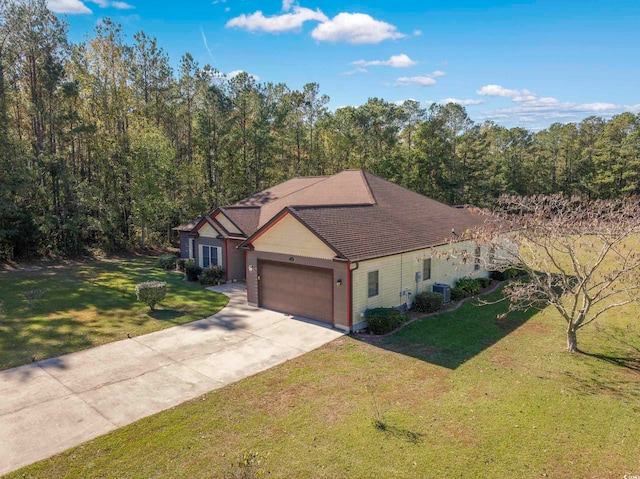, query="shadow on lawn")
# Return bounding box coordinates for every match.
[356,293,538,370]
[148,309,186,322]
[581,352,640,372]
